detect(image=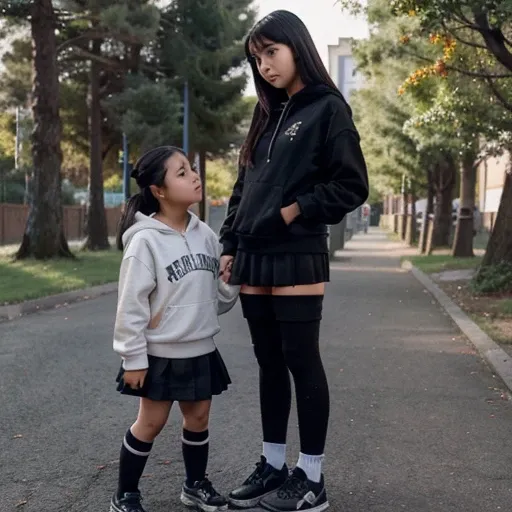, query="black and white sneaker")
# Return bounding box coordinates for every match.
[110,492,146,512]
[228,456,289,509]
[180,477,228,512]
[259,467,329,512]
